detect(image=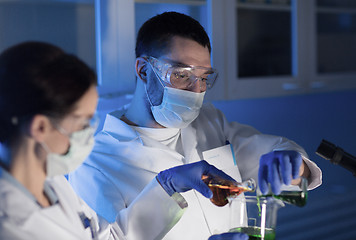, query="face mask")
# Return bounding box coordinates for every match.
[43,126,95,177]
[148,86,205,128]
